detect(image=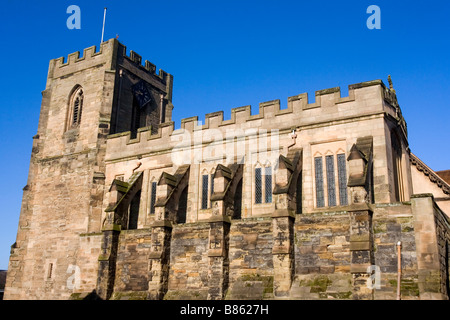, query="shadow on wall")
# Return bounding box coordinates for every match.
[0,270,7,300]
